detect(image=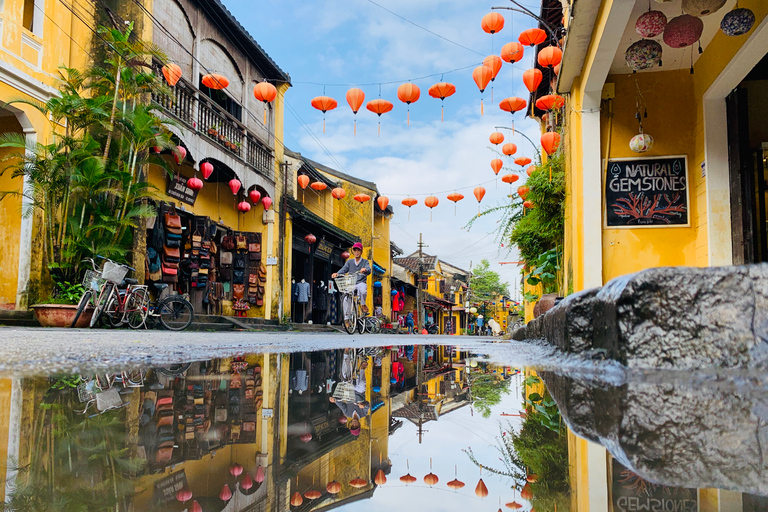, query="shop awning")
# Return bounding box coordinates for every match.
[287,196,357,247]
[372,261,386,276]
